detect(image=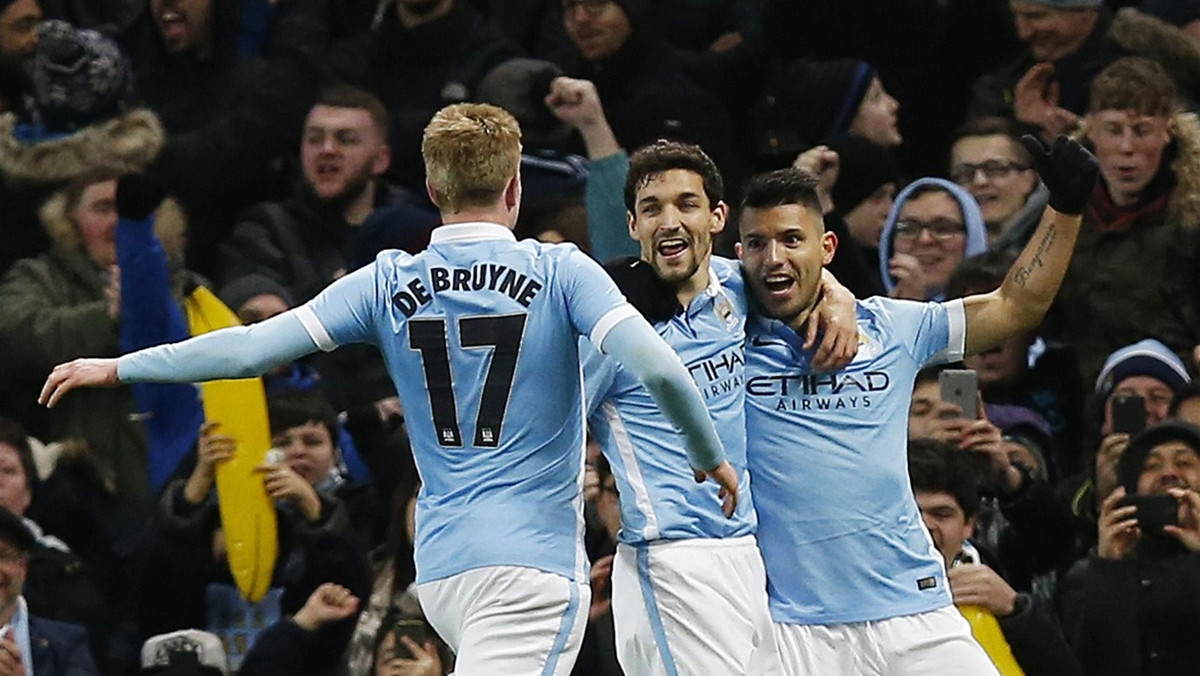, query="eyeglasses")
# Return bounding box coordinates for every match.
[894,219,966,242]
[949,160,1029,184]
[562,0,612,18]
